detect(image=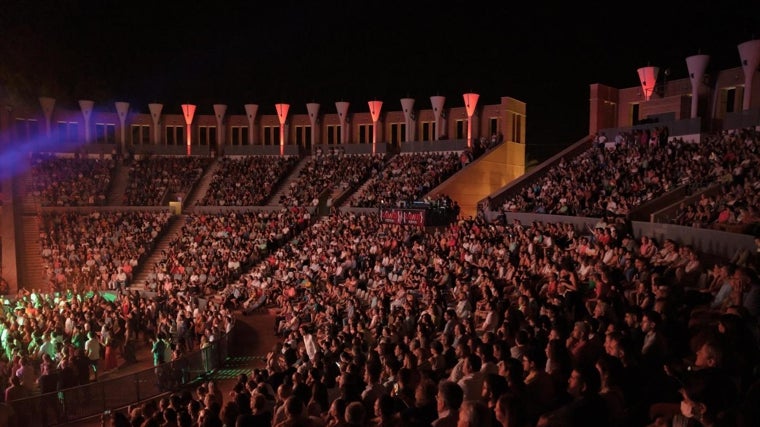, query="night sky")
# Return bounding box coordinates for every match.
[1,1,758,158]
